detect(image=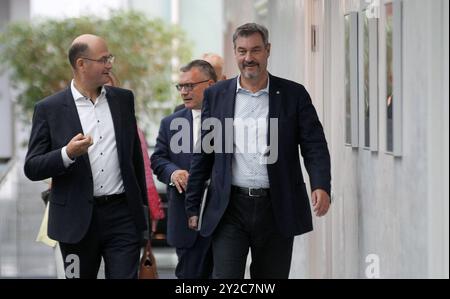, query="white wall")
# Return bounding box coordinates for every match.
[443,0,449,279]
[426,0,449,279]
[326,0,365,278]
[323,0,449,278]
[321,0,449,278]
[267,0,306,84]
